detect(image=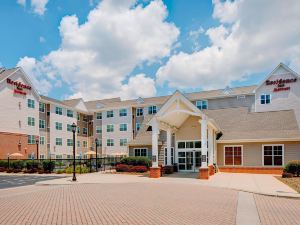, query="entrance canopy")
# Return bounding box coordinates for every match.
[148,90,219,131]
